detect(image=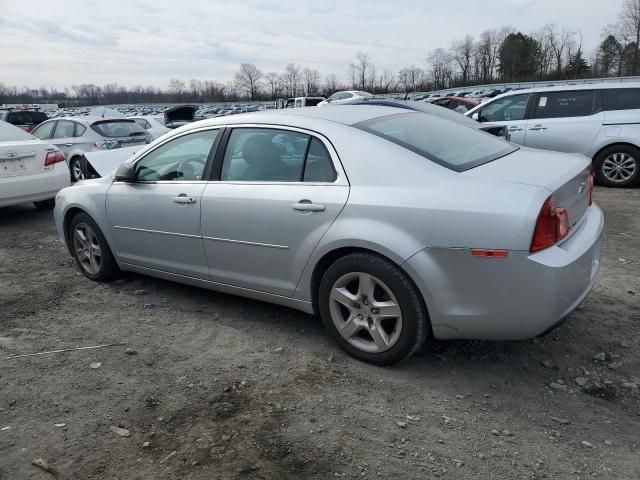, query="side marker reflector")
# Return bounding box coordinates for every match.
[471,249,508,258]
